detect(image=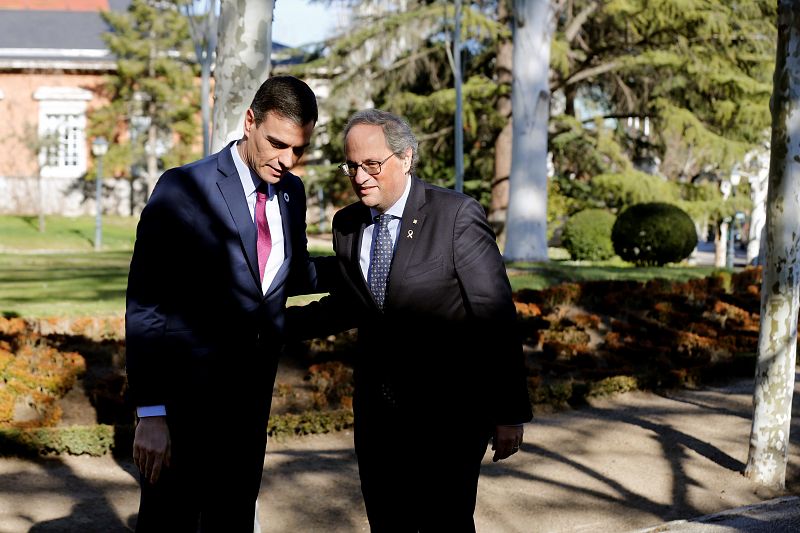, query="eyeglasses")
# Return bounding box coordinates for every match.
[339,153,396,177]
